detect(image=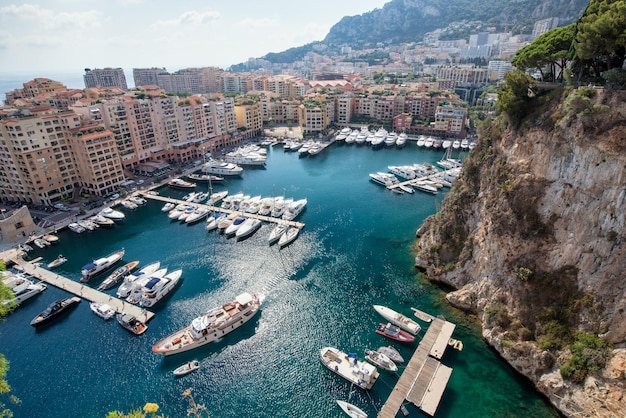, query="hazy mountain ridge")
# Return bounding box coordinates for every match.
[324,0,588,45]
[249,0,588,66]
